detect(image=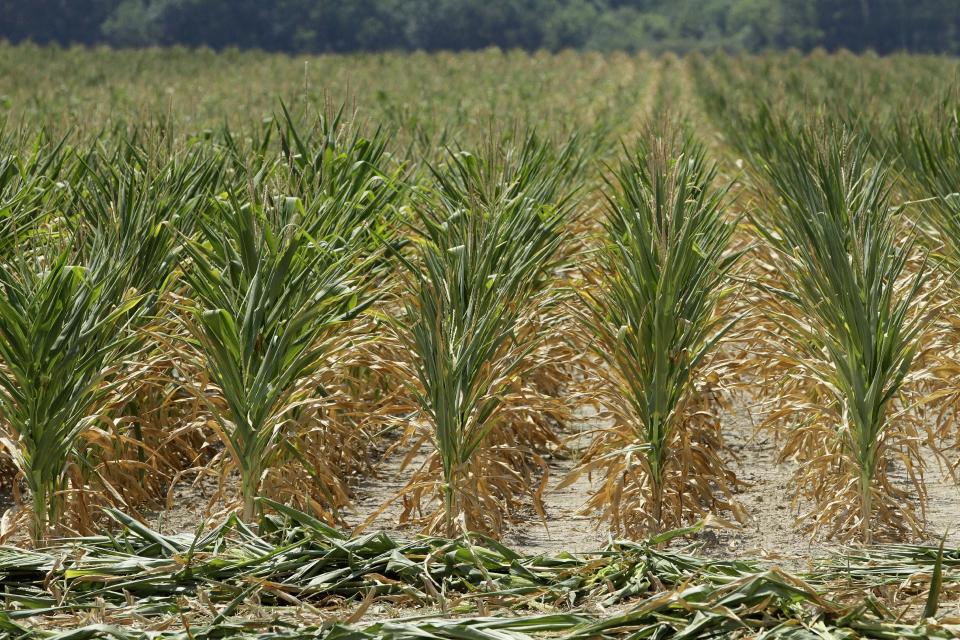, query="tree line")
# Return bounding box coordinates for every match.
[3,0,960,54]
